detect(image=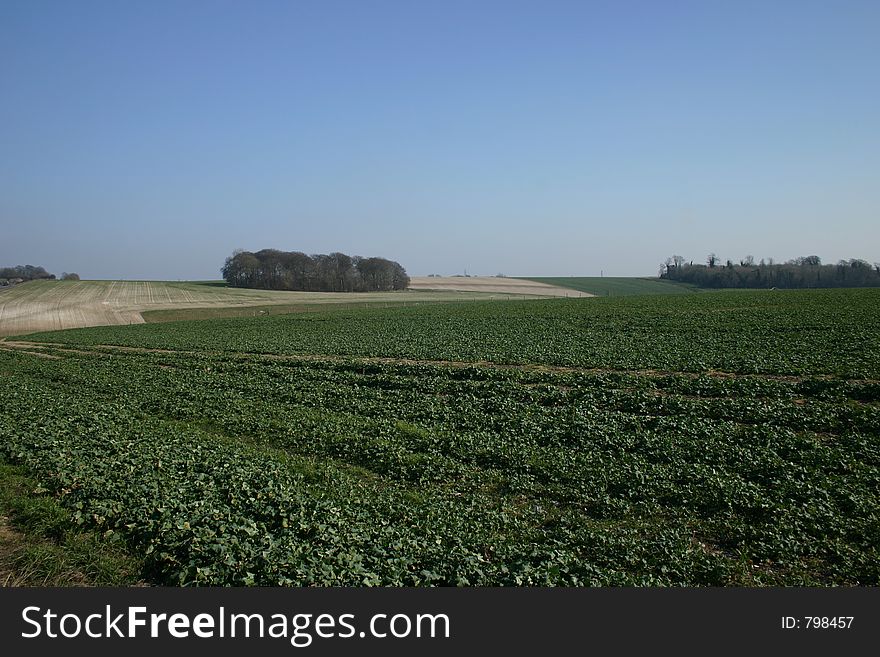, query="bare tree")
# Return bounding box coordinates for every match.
[660,253,880,289]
